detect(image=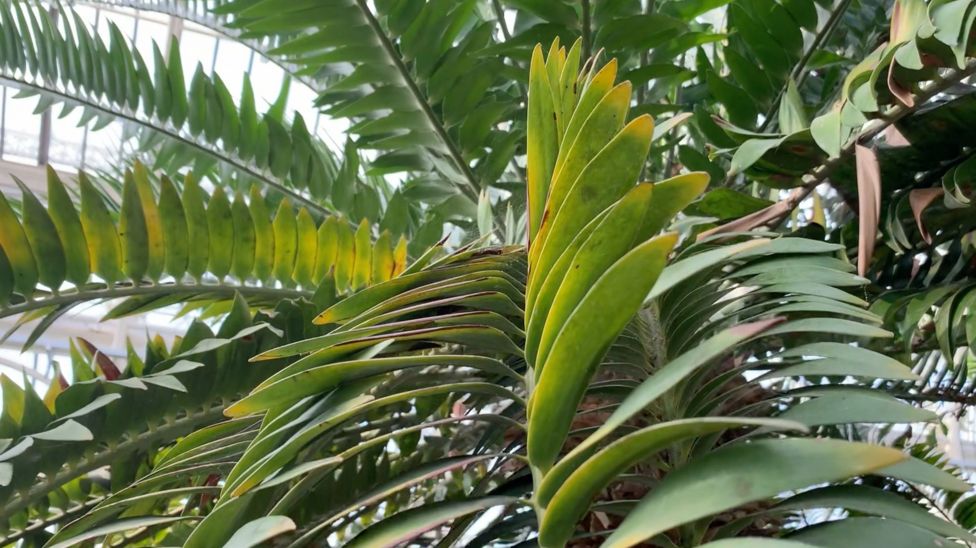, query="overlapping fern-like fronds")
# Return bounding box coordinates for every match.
[40,242,526,547]
[212,0,521,207]
[82,0,327,91]
[705,0,976,180]
[42,45,973,548]
[851,140,976,407]
[0,160,407,347]
[0,0,344,215]
[519,44,969,547]
[0,294,327,545]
